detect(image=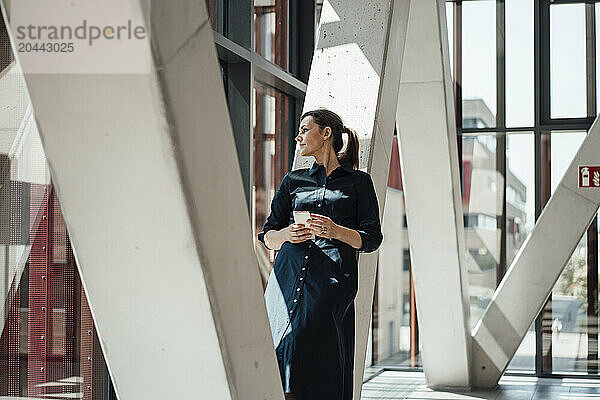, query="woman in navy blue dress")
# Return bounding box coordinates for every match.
[258,108,383,400]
